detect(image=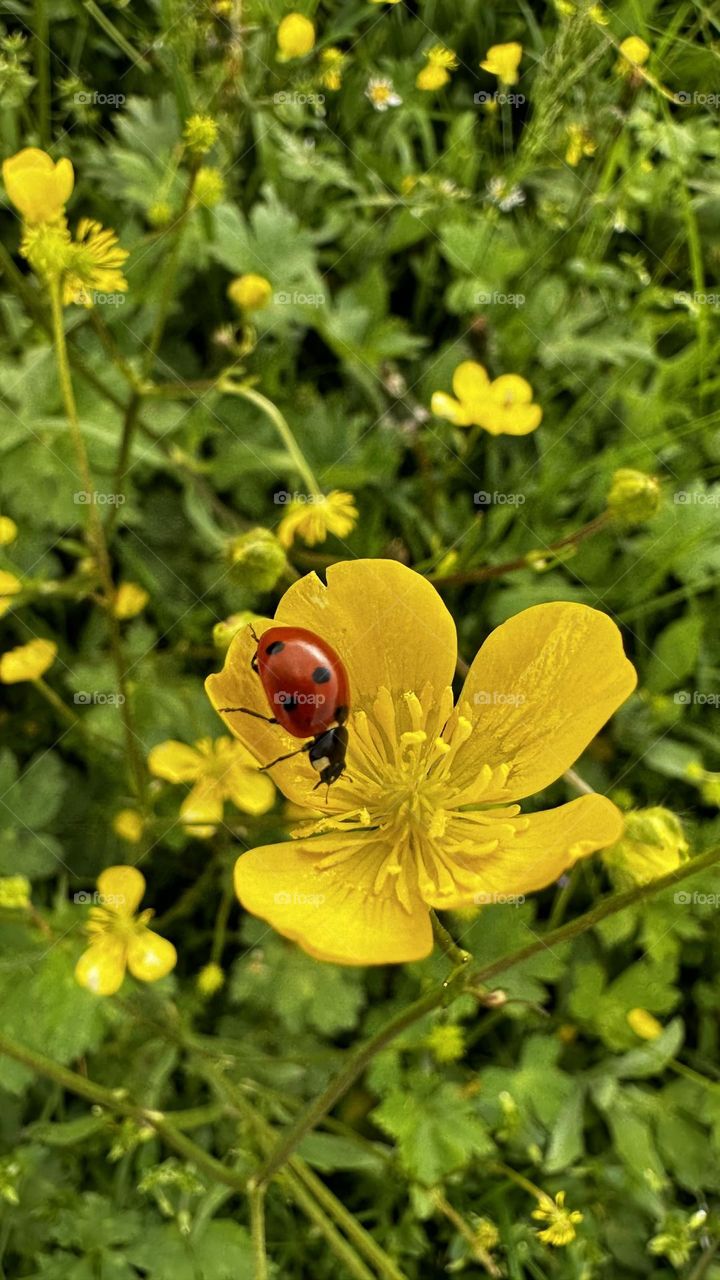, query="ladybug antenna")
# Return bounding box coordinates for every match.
[248,623,259,644]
